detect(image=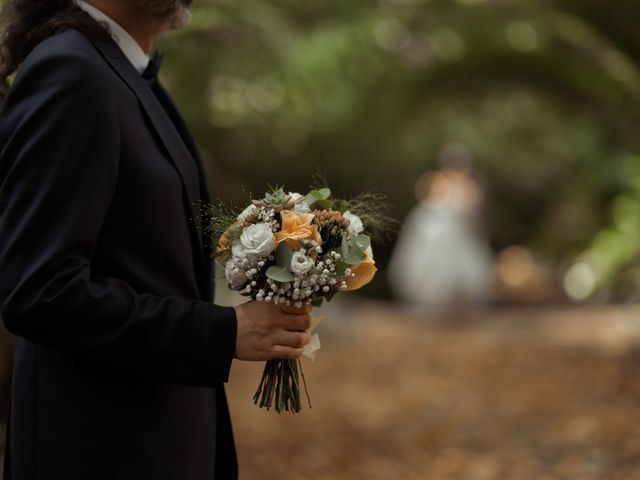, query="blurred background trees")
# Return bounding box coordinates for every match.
[159,0,640,303]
